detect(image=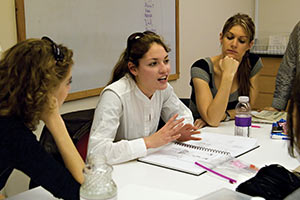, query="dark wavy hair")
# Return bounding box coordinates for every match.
[108,31,170,85]
[287,73,300,157]
[0,38,73,130]
[221,13,255,96]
